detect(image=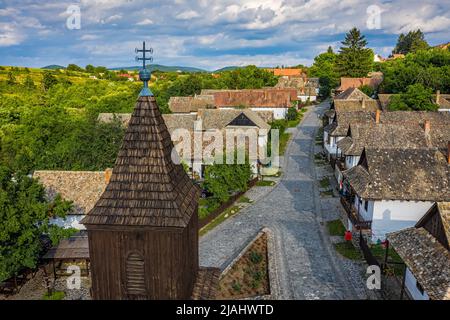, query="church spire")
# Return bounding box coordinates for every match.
[135,41,153,97]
